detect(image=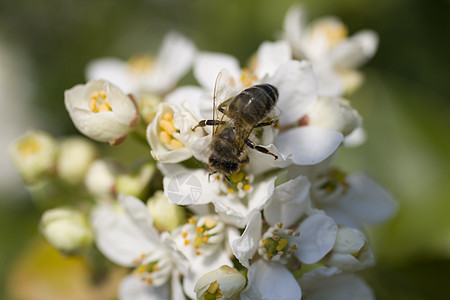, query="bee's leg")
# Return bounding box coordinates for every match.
[192,120,223,131]
[245,138,278,160]
[255,118,279,128]
[239,156,249,164]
